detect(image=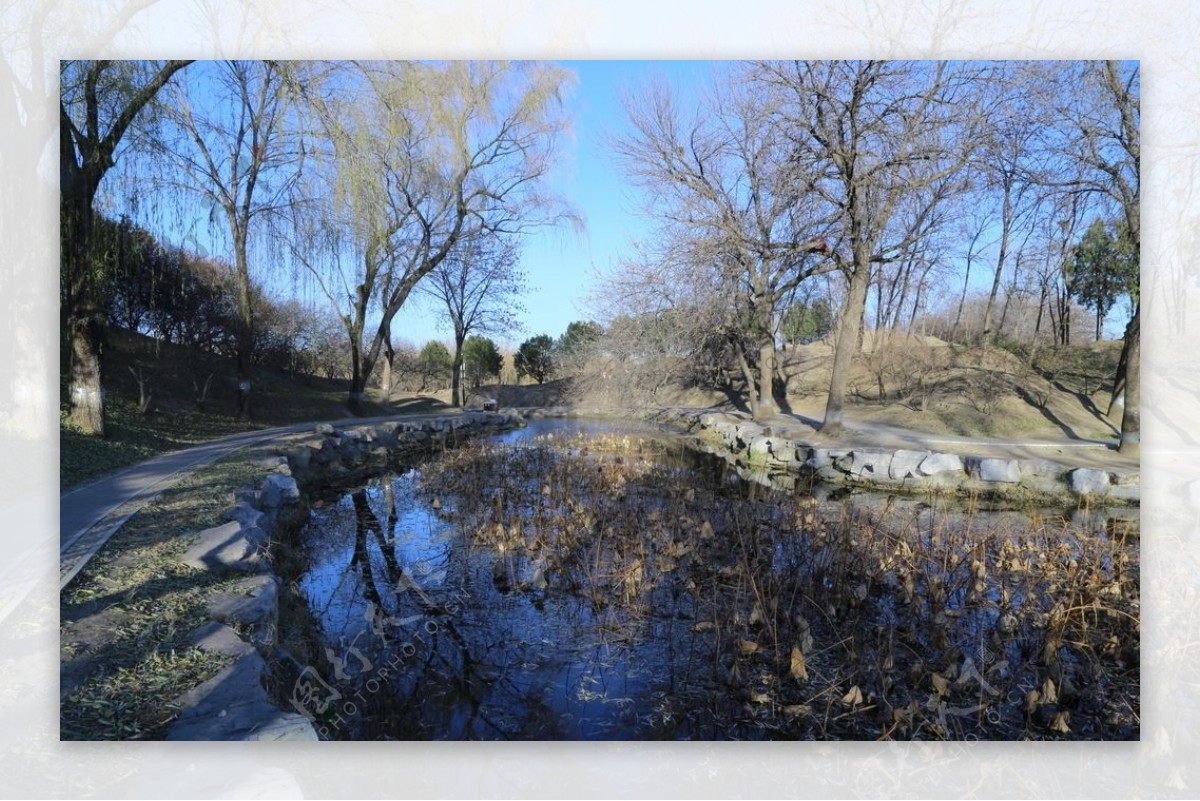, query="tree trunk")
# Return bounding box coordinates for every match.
[952,248,974,342]
[348,338,366,414]
[753,340,779,420]
[822,265,870,435]
[1117,307,1139,455]
[380,354,393,399]
[67,301,106,436]
[62,192,107,436]
[981,186,1013,345]
[1107,318,1131,418]
[451,335,465,407]
[233,239,254,419]
[380,330,395,399]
